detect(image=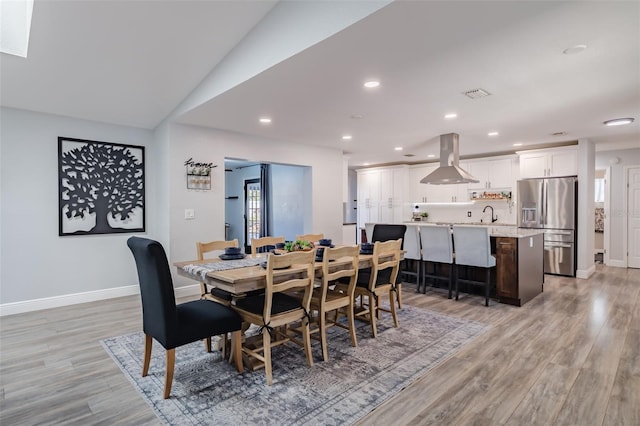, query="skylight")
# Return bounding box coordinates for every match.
[0,0,34,58]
